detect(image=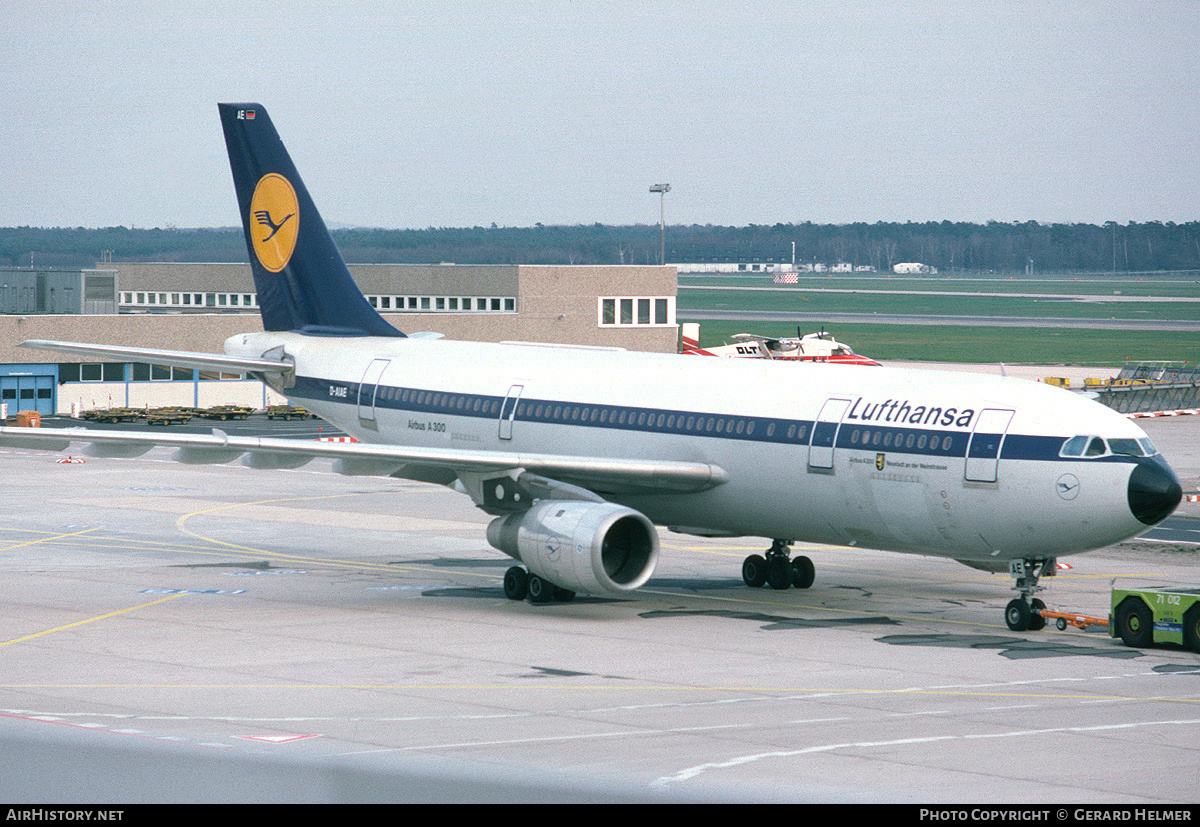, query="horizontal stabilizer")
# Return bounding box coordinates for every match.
[19,340,292,378]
